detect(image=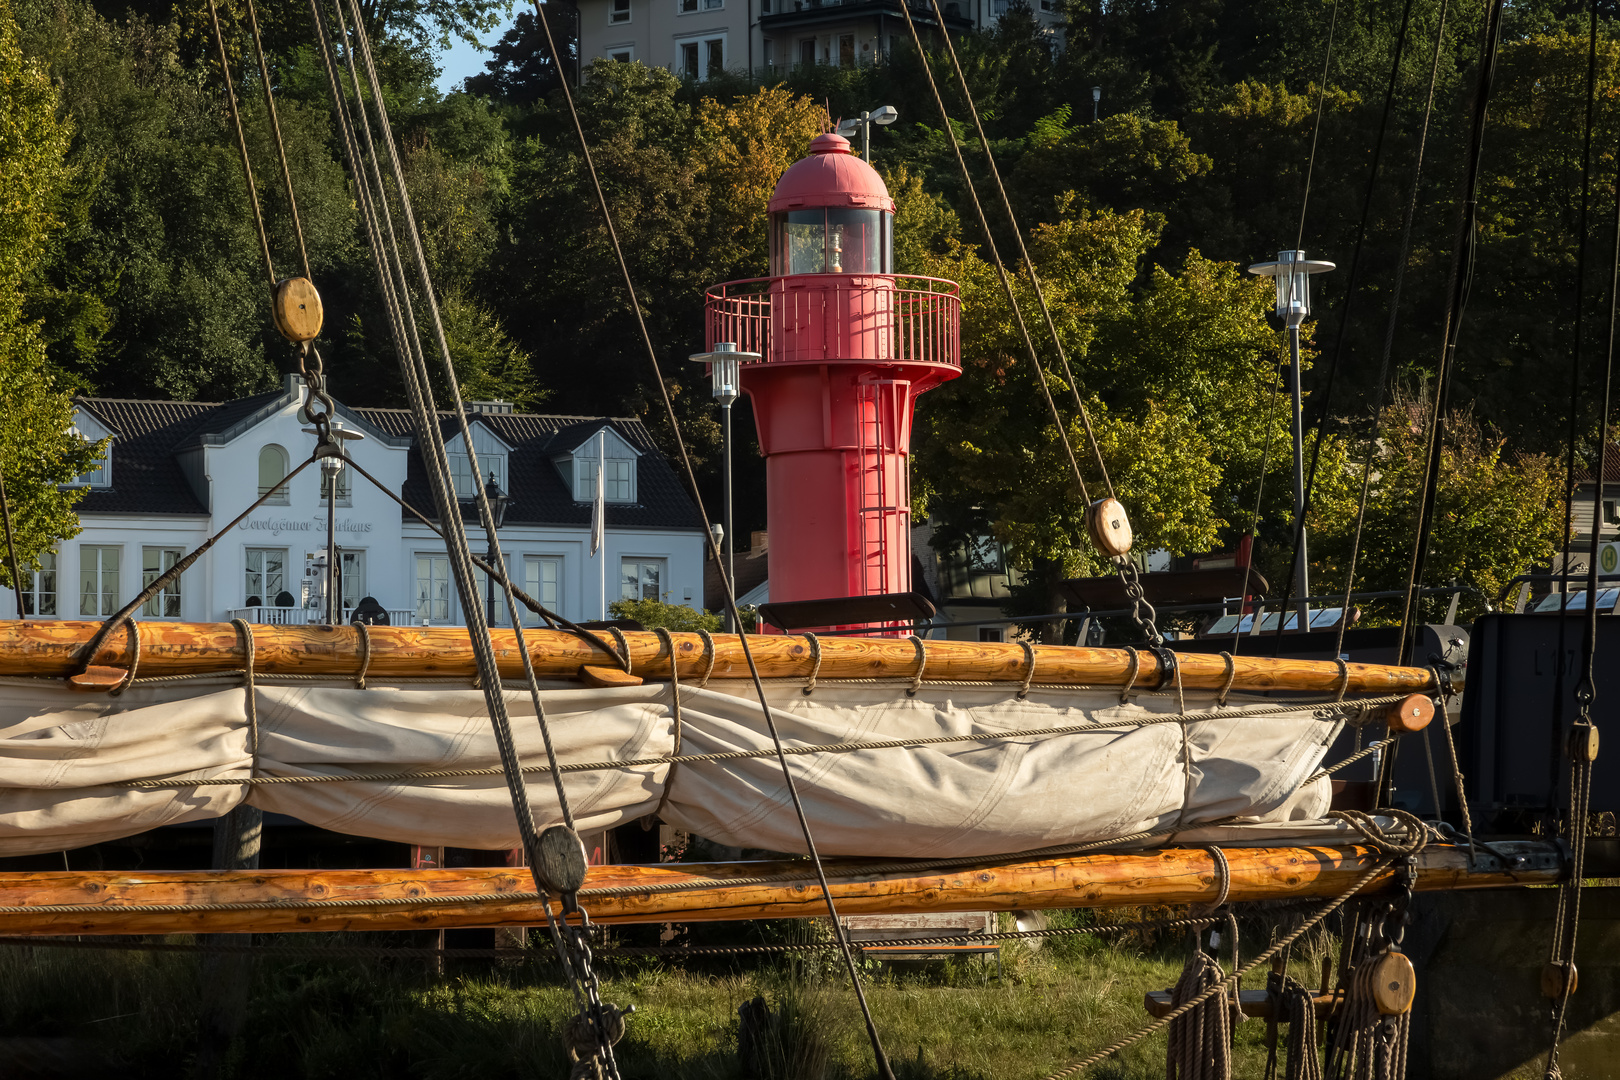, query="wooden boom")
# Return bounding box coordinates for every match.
[0,621,1438,696]
[0,842,1559,937]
